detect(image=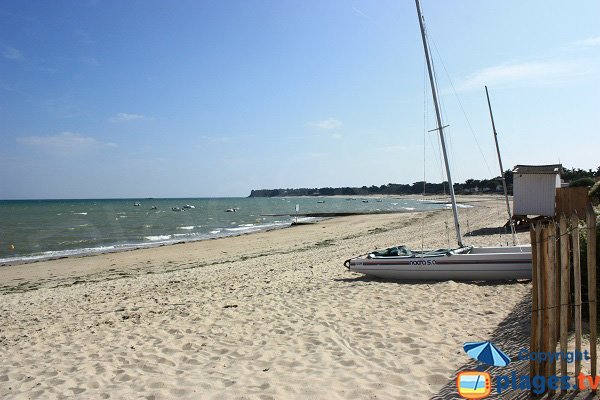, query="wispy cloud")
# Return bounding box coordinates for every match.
[2,46,23,61]
[56,55,99,66]
[457,60,594,91]
[198,134,255,143]
[109,113,154,123]
[570,36,600,47]
[309,117,342,130]
[17,132,116,155]
[368,144,411,155]
[74,29,95,45]
[302,152,328,159]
